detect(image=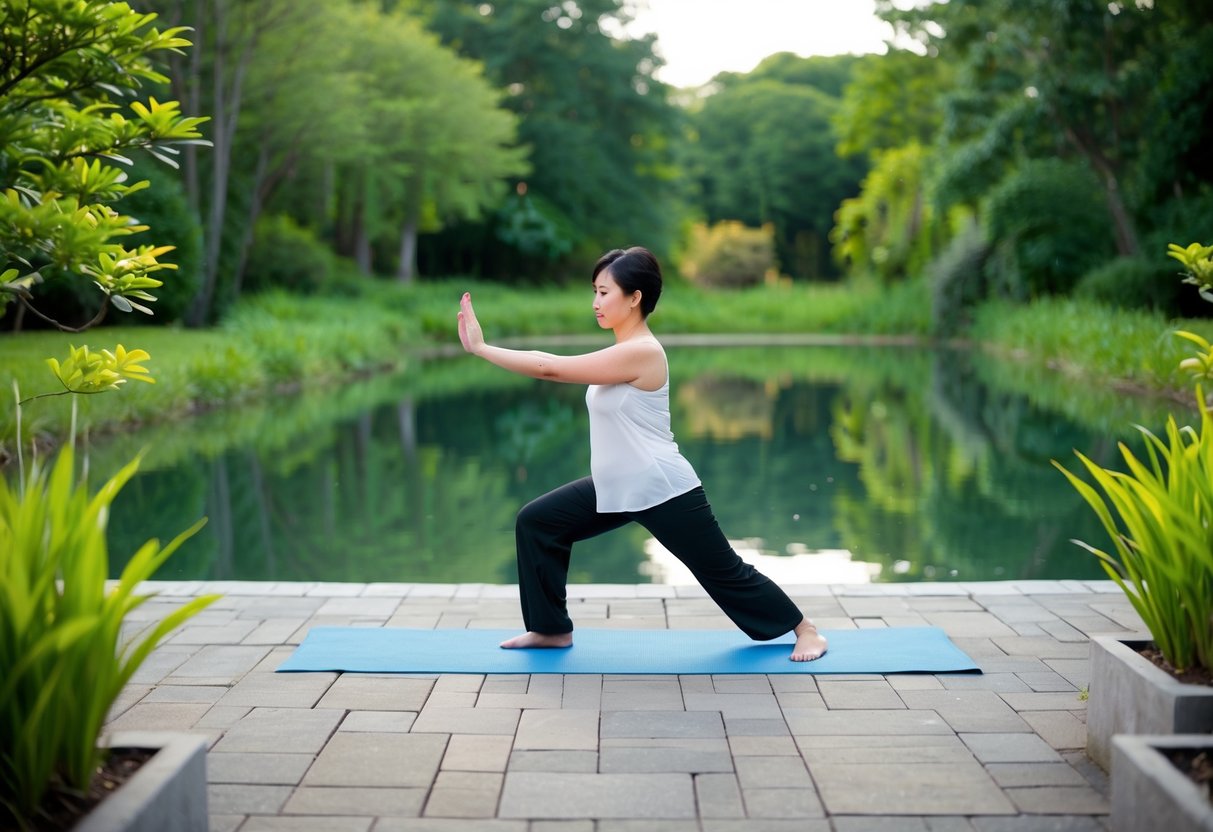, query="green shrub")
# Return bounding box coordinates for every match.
[984,159,1115,298]
[681,221,777,289]
[0,447,218,826]
[1074,256,1183,313]
[243,214,334,295]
